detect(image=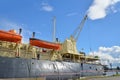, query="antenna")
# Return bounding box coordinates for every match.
[53,16,56,42]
